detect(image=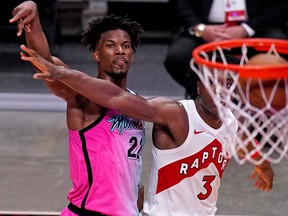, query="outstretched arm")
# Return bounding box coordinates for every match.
[20,44,184,126]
